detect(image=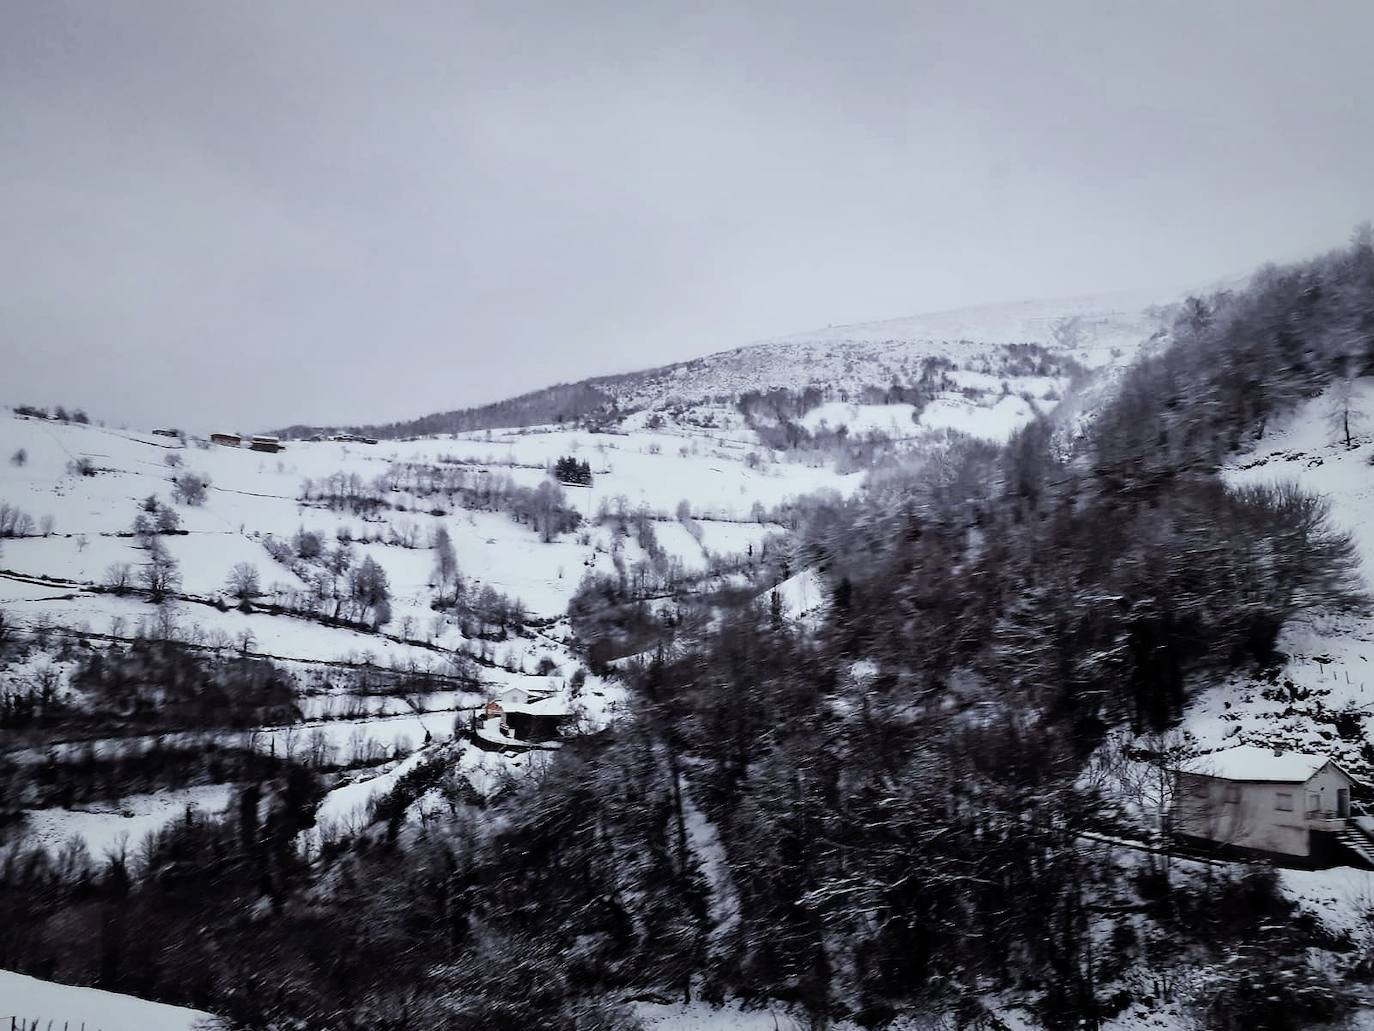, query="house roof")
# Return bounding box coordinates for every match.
[495,686,556,705]
[500,696,571,718]
[1178,745,1352,784]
